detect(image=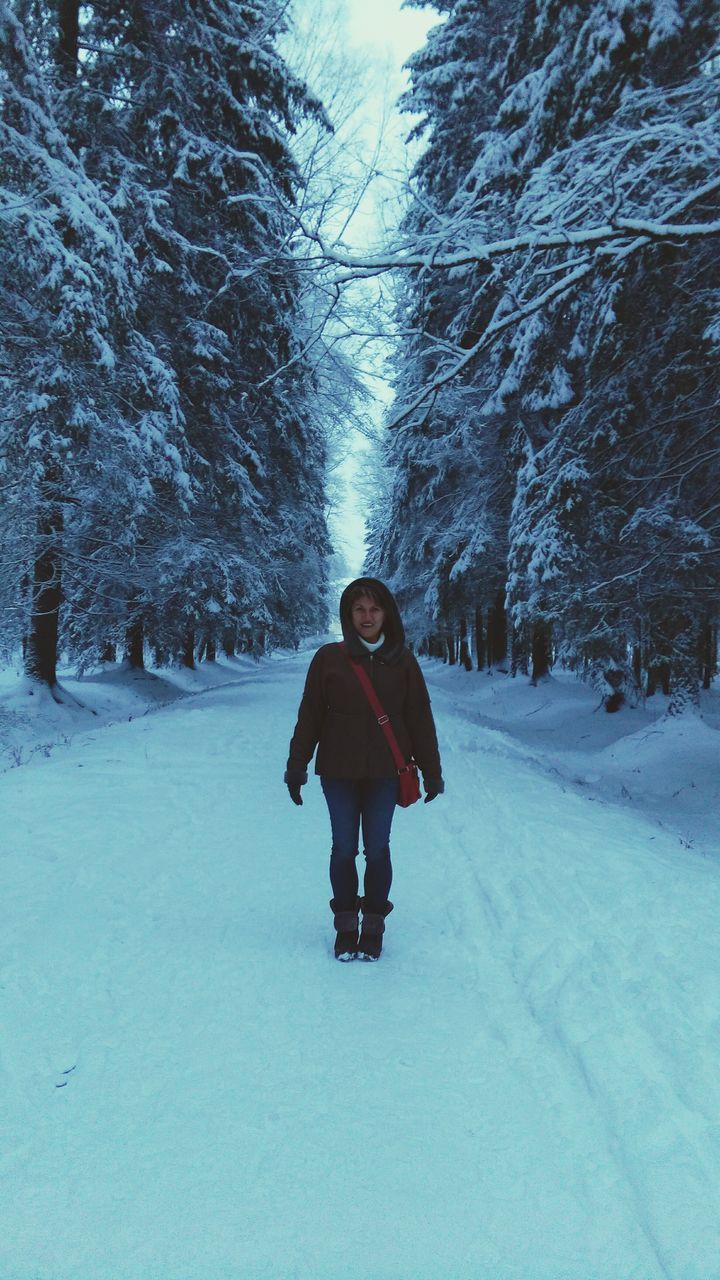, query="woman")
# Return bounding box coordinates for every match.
[284,577,443,961]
